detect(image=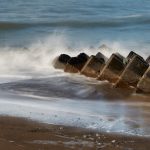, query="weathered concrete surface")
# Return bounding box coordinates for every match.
[52,54,71,70]
[97,53,125,83]
[115,55,149,88]
[136,67,150,93]
[123,51,143,65]
[96,52,108,62]
[64,53,89,73]
[81,52,107,78]
[146,56,150,64]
